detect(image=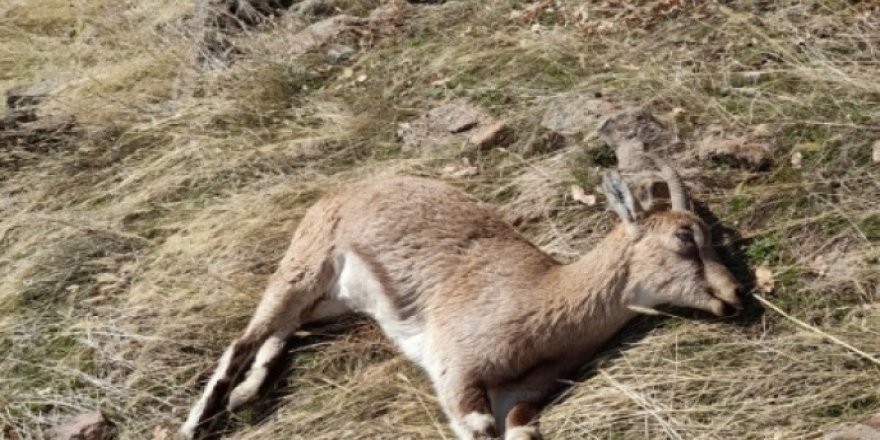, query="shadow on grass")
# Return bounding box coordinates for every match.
[193,317,367,440]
